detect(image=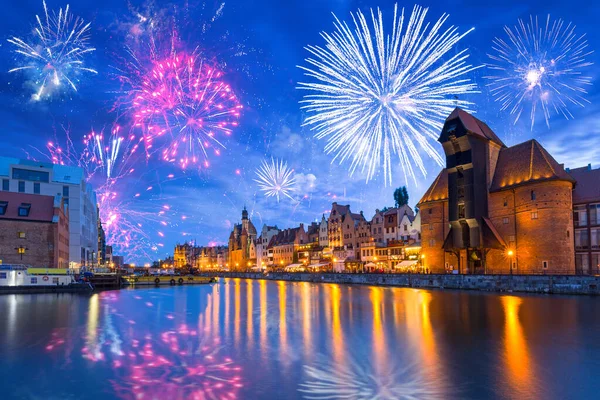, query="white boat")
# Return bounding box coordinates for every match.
[0,265,76,287]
